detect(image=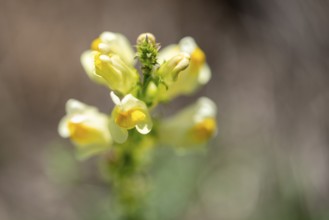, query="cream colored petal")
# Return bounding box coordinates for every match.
[157,44,180,64]
[110,91,121,106]
[65,99,99,116]
[81,50,94,74]
[179,37,198,54]
[108,117,128,144]
[66,99,87,114]
[99,32,117,42]
[193,97,217,122]
[58,116,70,138]
[198,64,211,85]
[121,94,147,111]
[81,50,107,85]
[136,115,153,134]
[100,32,135,65]
[114,33,135,64]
